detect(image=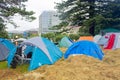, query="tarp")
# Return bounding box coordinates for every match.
[79,36,93,41]
[59,36,73,48]
[0,38,16,61]
[64,40,104,60]
[7,37,63,71]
